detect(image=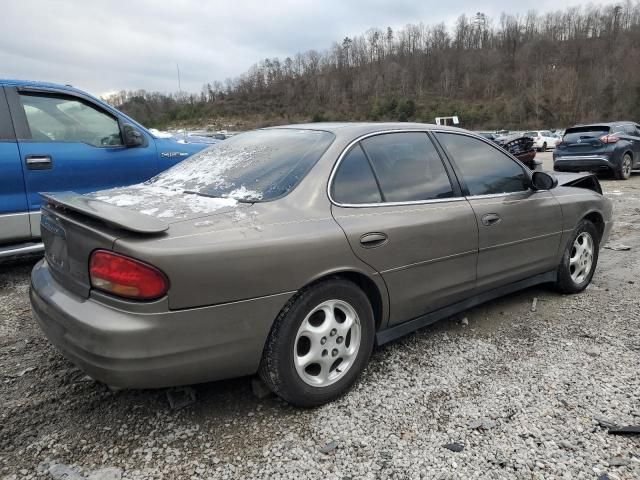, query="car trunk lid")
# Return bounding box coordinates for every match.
[40,193,170,298]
